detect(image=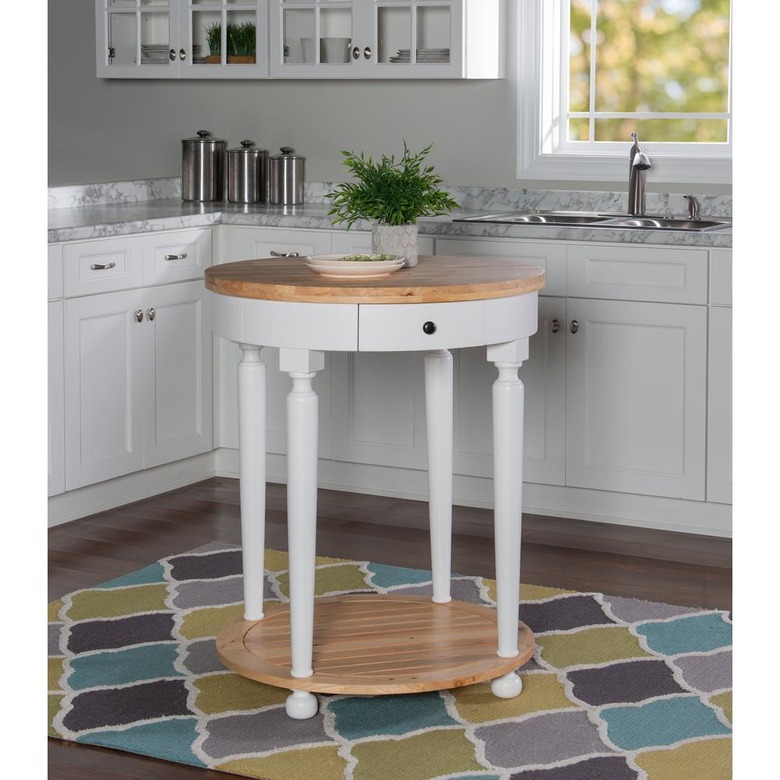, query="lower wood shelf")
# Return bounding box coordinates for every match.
[216,594,535,695]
